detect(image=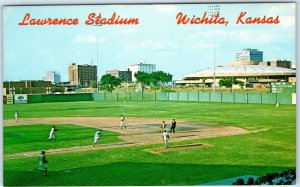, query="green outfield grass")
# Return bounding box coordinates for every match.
[3,101,296,186]
[4,124,122,154]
